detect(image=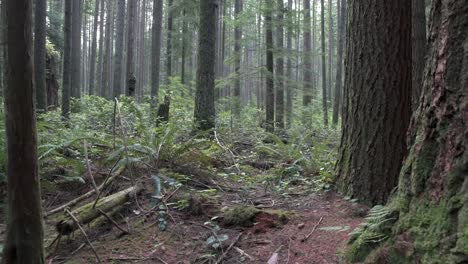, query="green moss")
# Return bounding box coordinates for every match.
[263,209,297,224]
[411,140,438,196]
[222,205,260,226]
